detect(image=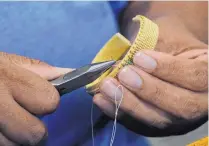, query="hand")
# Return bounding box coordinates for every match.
[93,15,208,136]
[94,49,208,136]
[0,52,71,146]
